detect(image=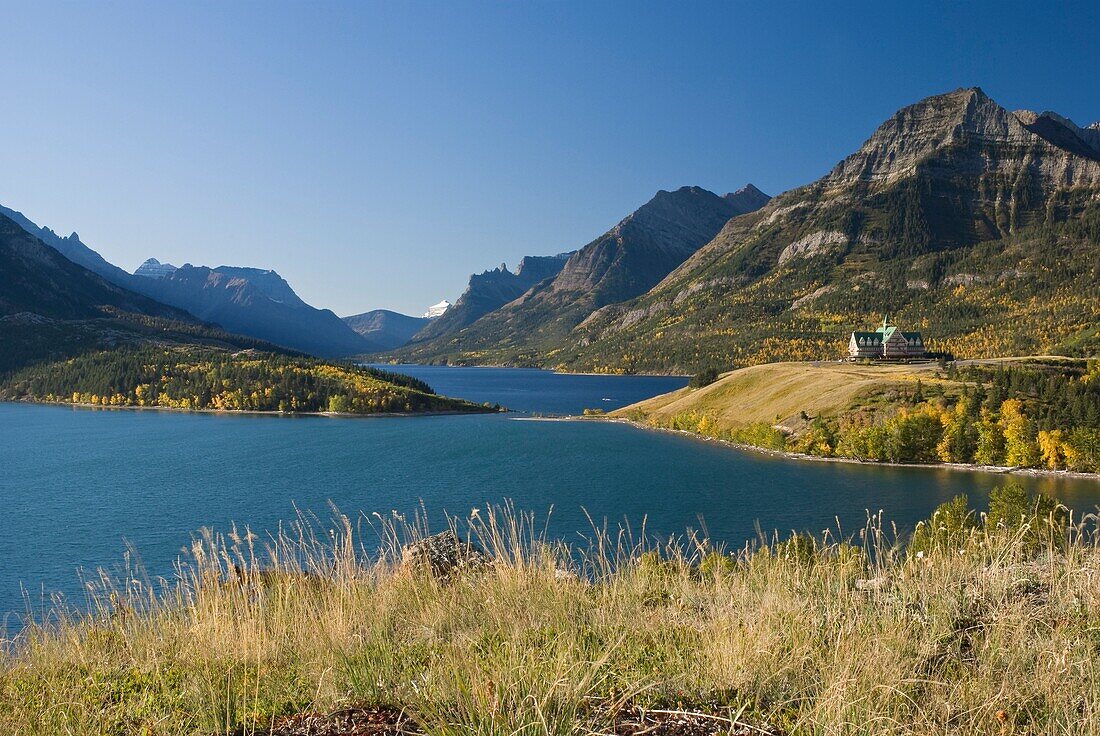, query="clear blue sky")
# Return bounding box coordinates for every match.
[1,1,1097,316]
